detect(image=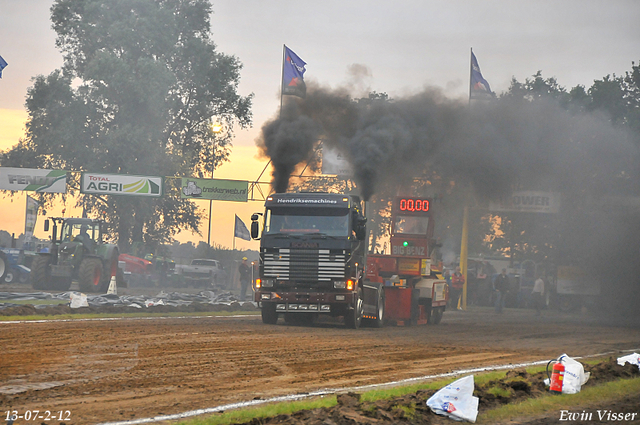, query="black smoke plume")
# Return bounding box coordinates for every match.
[257,82,638,201]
